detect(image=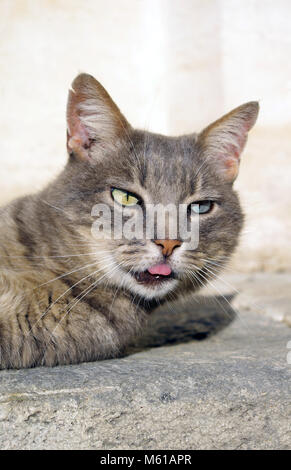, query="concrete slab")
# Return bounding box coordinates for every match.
[0,286,290,450]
